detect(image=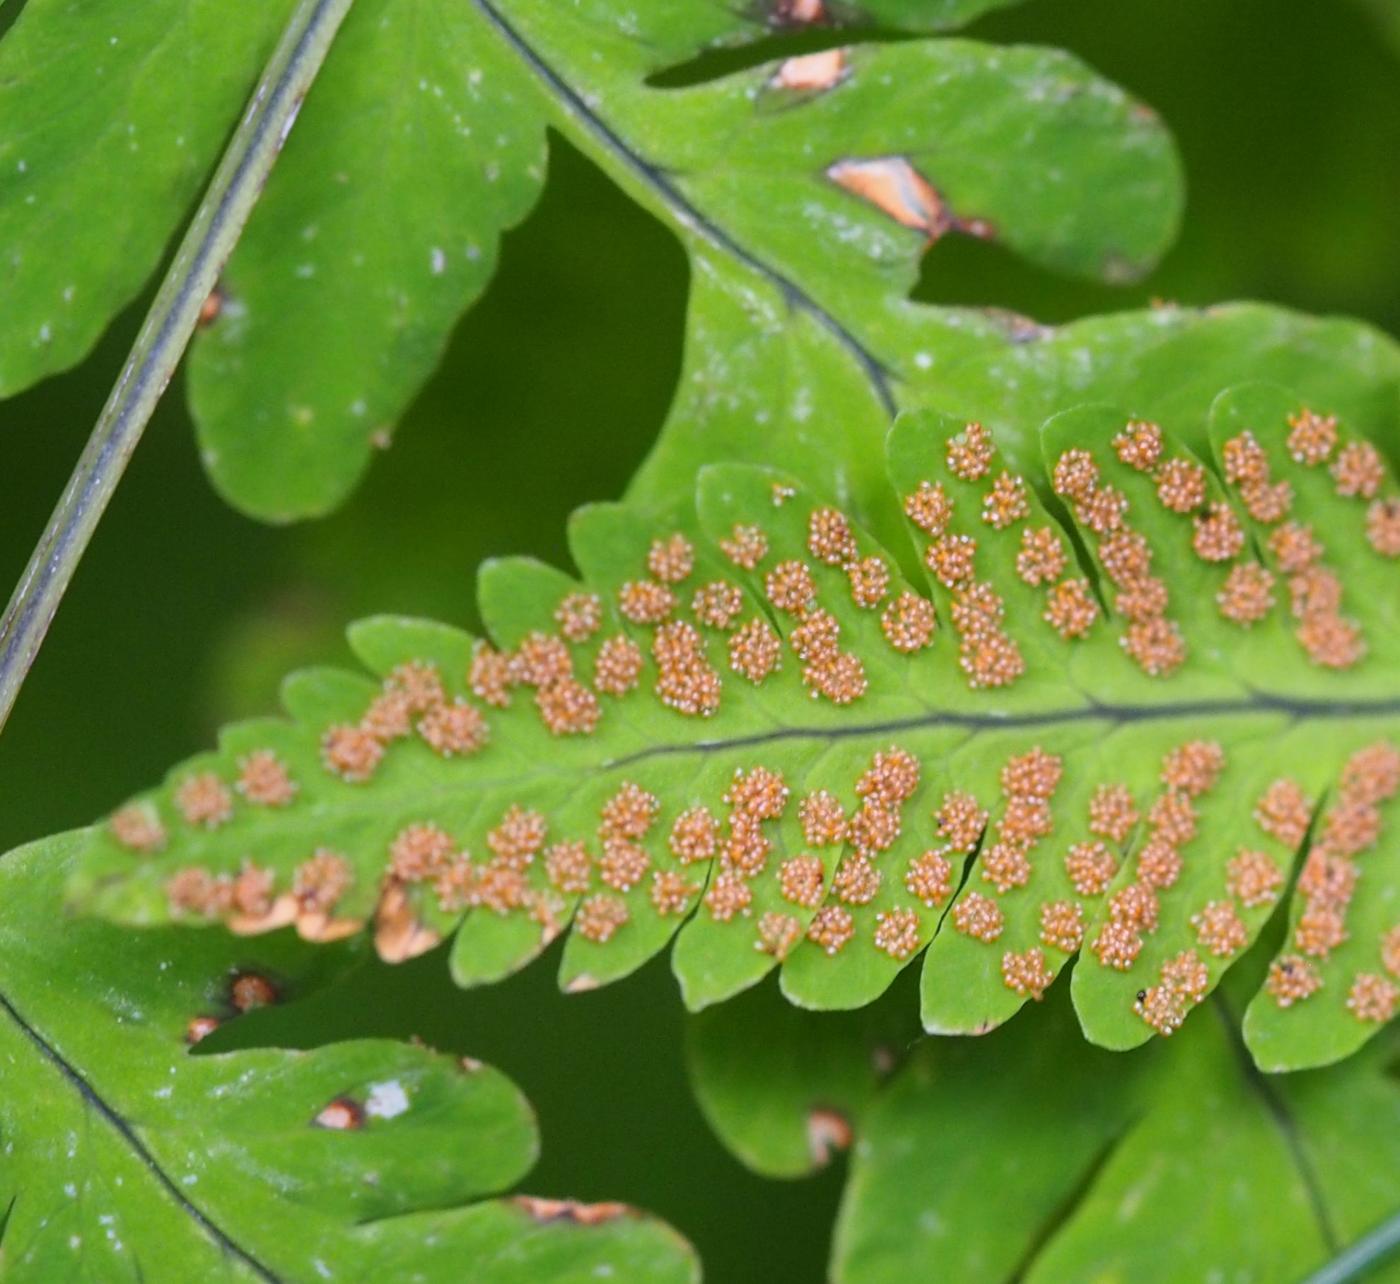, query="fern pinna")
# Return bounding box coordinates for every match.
[0,835,698,1281]
[71,379,1400,1074]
